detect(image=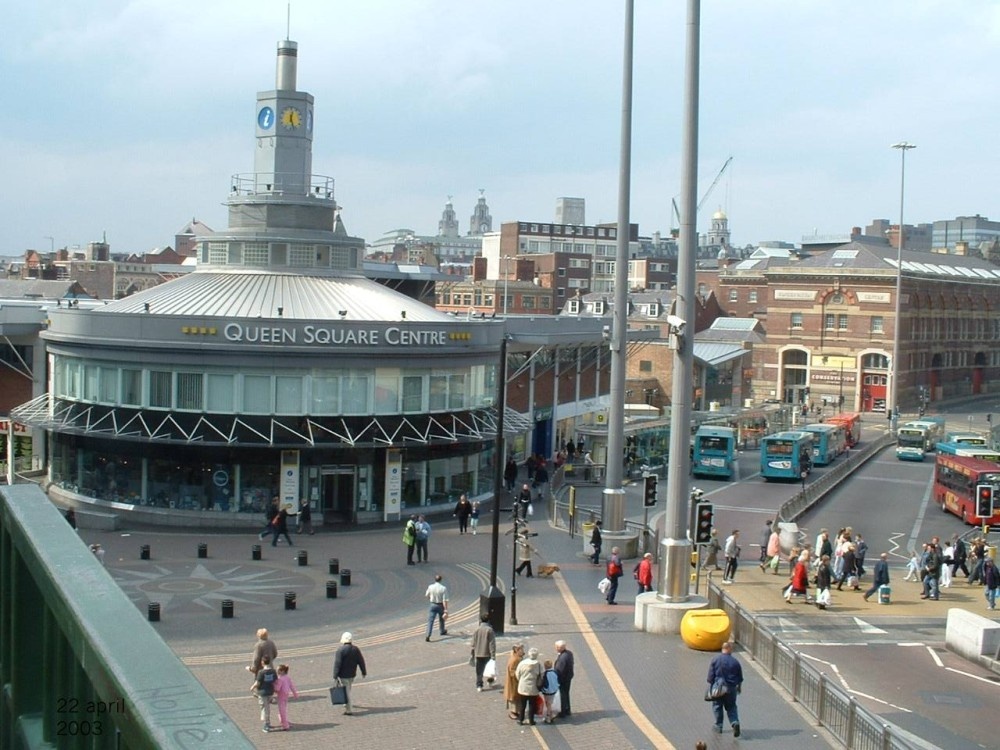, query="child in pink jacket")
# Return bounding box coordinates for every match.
[274,664,299,730]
